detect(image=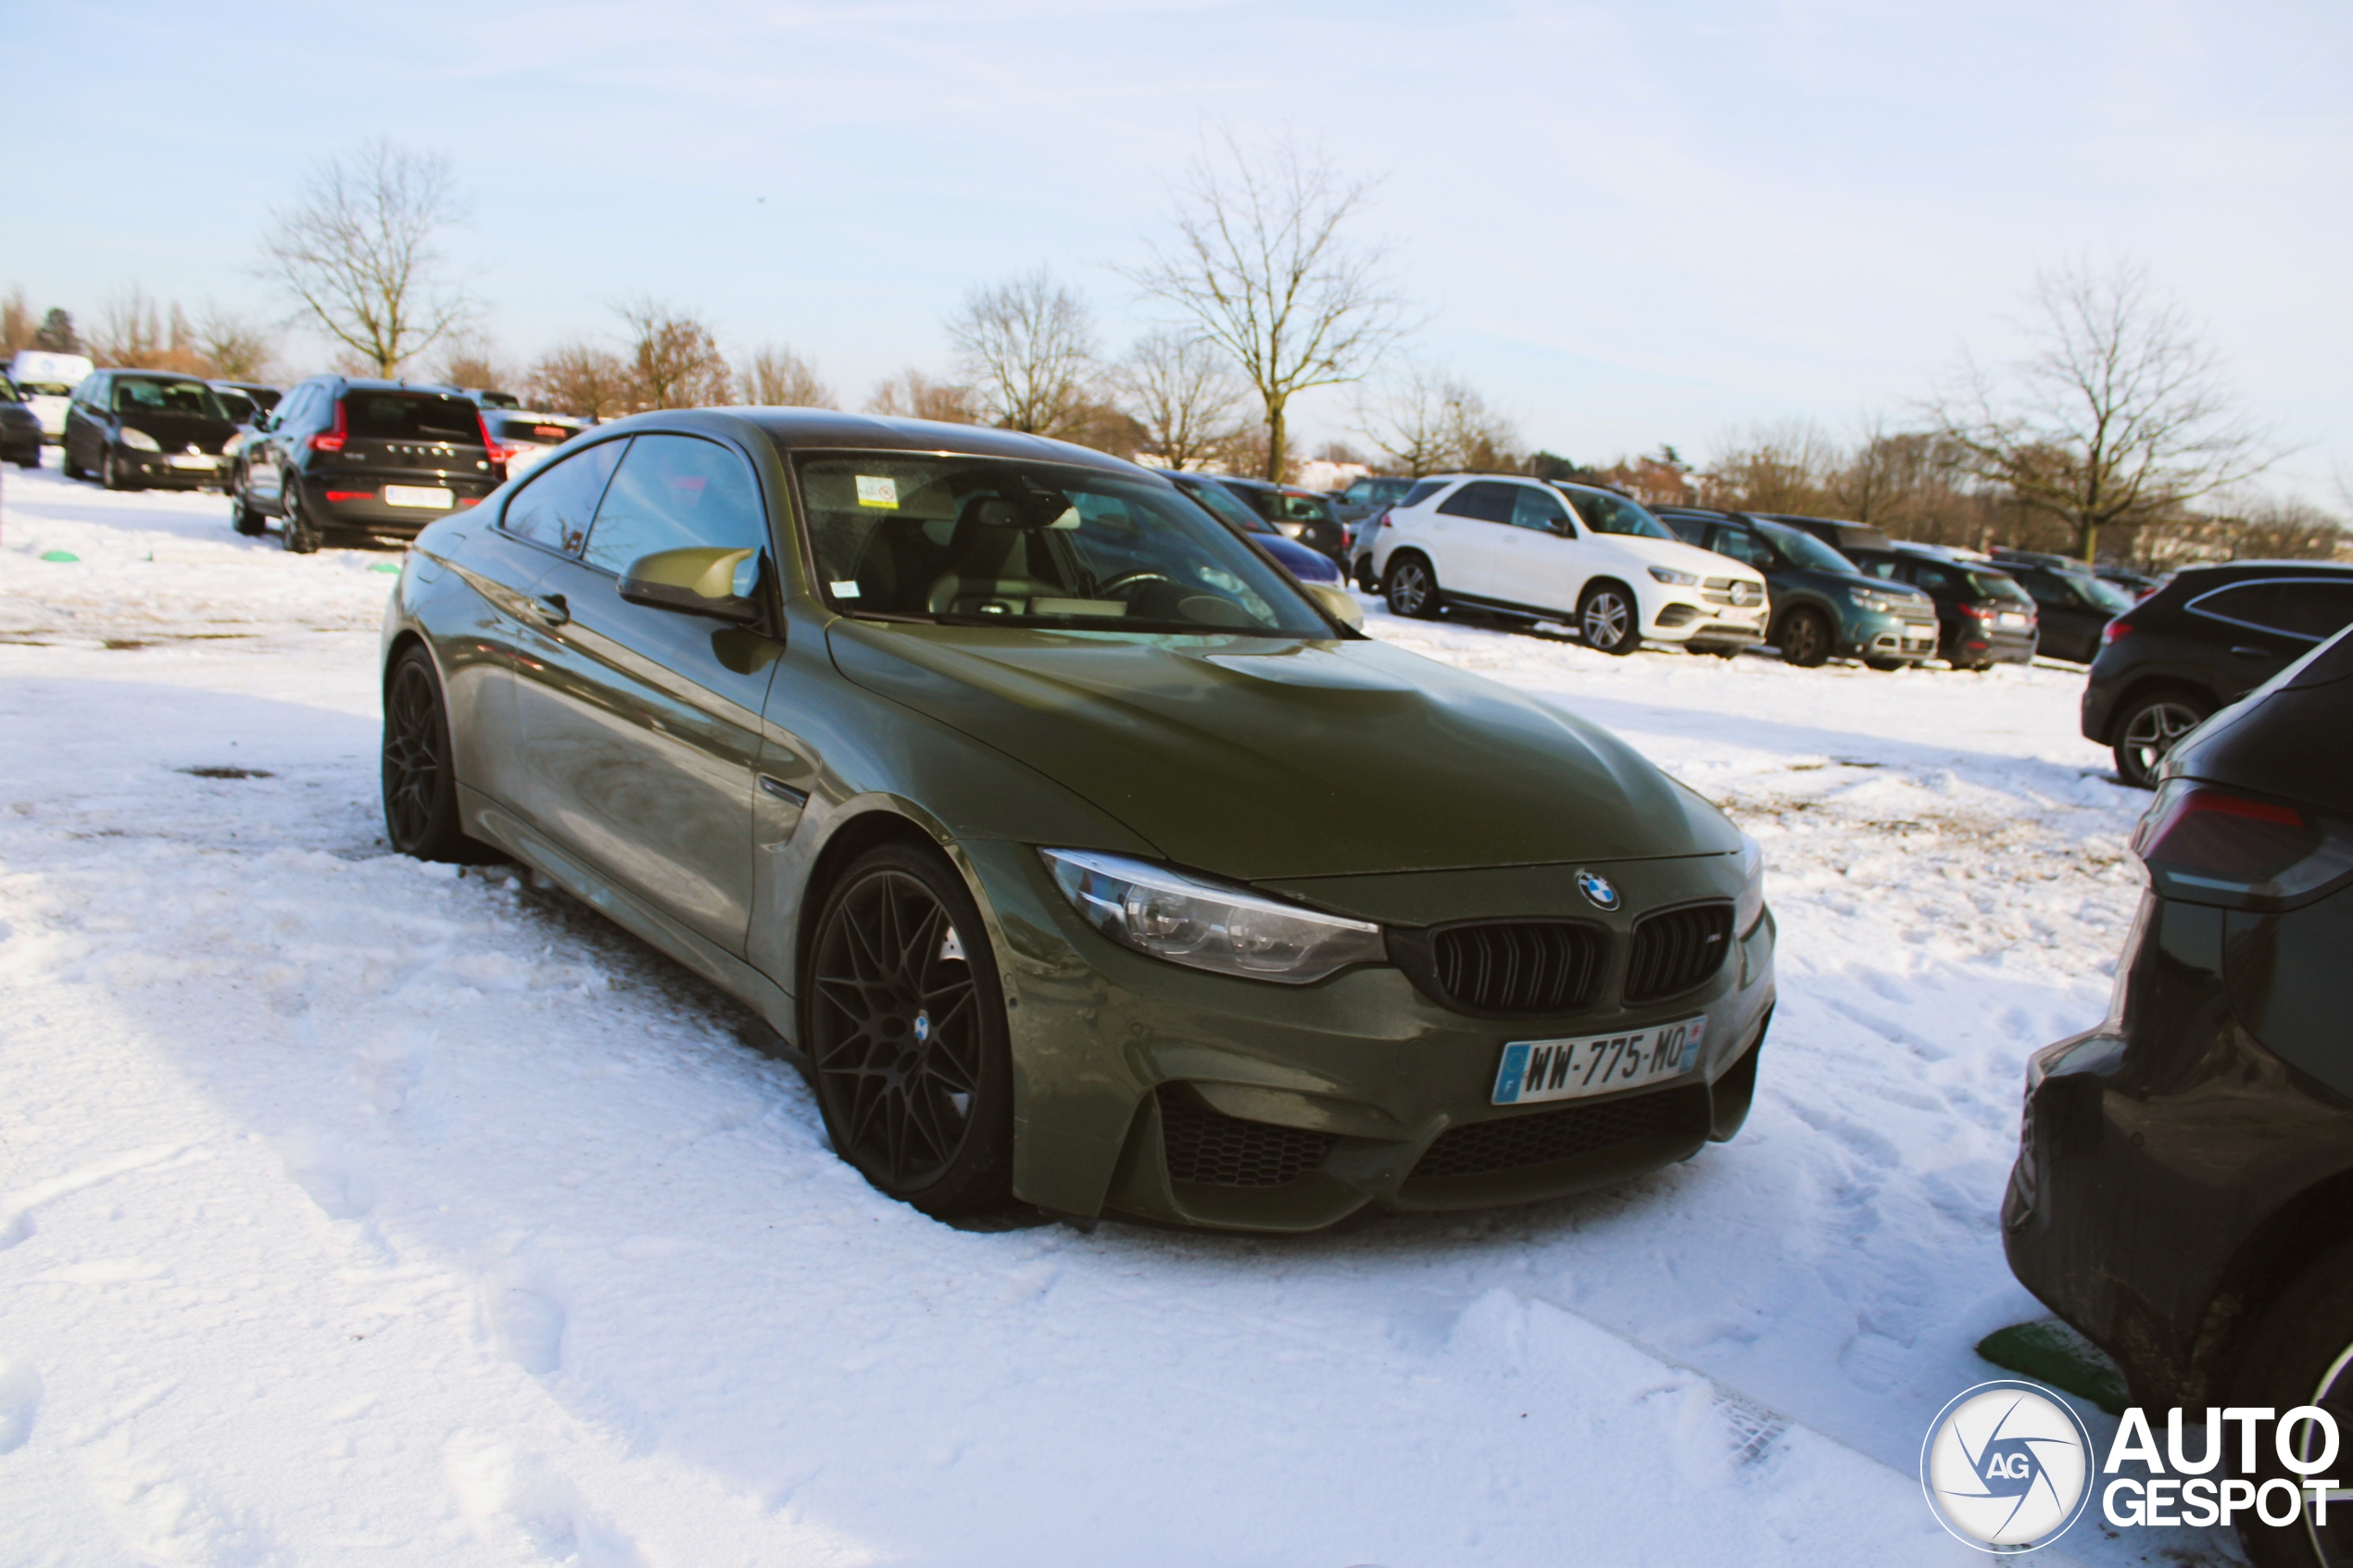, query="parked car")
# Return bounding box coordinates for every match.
[6,350,95,443]
[1372,478,1769,655]
[1844,542,2039,670]
[1765,513,1900,563]
[380,409,1777,1230]
[60,370,240,491]
[1164,470,1346,587]
[454,387,524,410]
[1329,474,1417,527]
[2005,624,2353,1567]
[2081,559,2353,787]
[482,410,585,483]
[1991,560,2136,663]
[229,377,504,552]
[1655,508,1938,668]
[1200,473,1348,560]
[213,380,283,417]
[0,376,44,467]
[1349,478,1448,583]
